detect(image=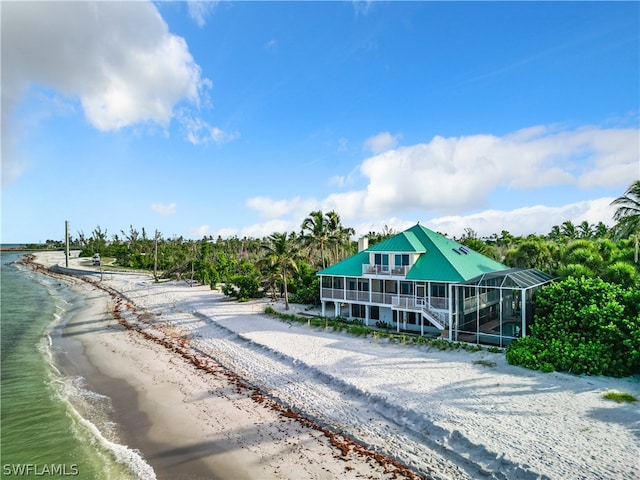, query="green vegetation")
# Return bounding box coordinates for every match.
[602,391,638,403]
[506,276,640,377]
[258,232,302,310]
[34,182,639,377]
[505,181,640,378]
